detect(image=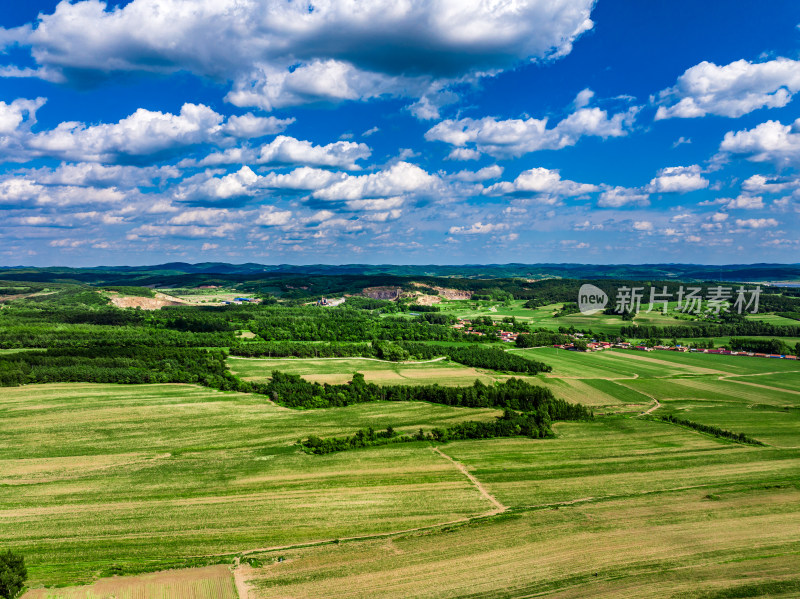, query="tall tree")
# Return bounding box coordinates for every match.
[0,550,27,599]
